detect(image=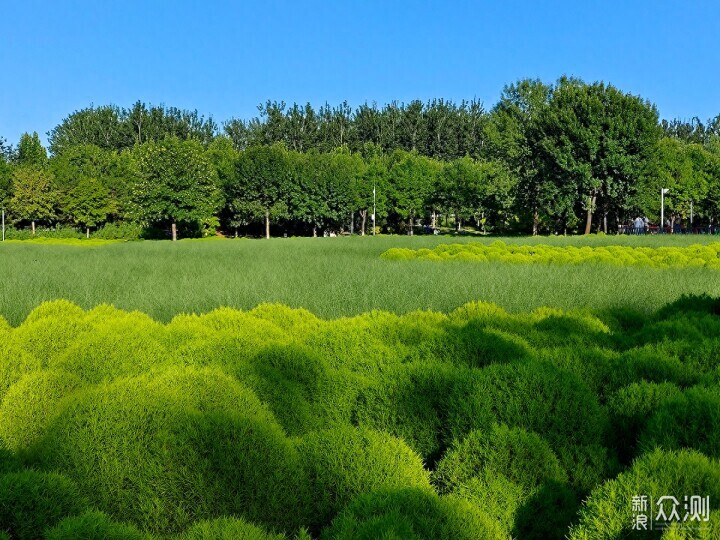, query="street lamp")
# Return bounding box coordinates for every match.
[372,182,376,237]
[661,188,669,233]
